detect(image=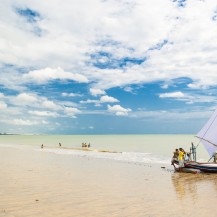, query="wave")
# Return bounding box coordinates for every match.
[39,148,171,165]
